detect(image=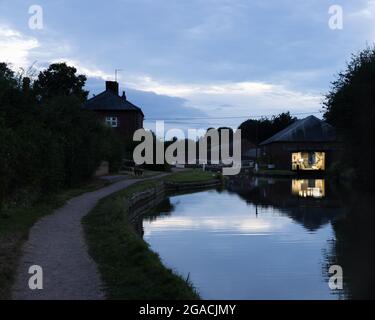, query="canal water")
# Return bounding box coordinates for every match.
[138,177,373,300]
